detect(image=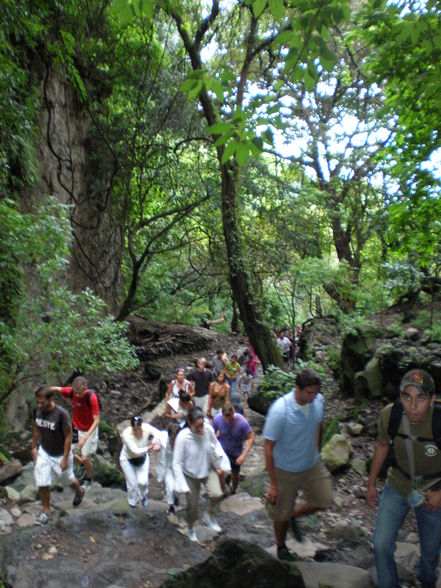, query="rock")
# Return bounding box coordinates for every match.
[0,459,22,484]
[20,484,38,502]
[295,562,372,588]
[345,422,363,436]
[10,507,21,518]
[10,461,35,492]
[5,486,20,501]
[351,458,367,475]
[16,513,34,528]
[322,434,353,473]
[161,538,306,588]
[328,522,366,542]
[354,356,382,398]
[340,324,379,395]
[220,492,262,516]
[91,454,126,489]
[404,328,419,341]
[0,509,13,527]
